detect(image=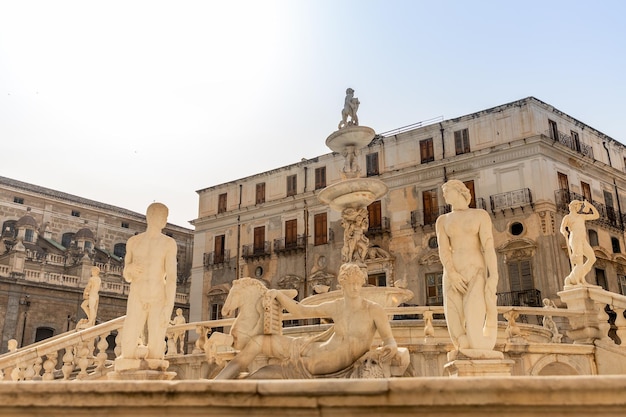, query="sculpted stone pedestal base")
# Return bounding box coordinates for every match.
[444,359,515,377]
[108,358,176,380]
